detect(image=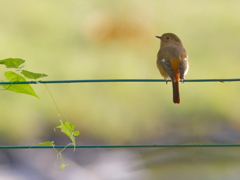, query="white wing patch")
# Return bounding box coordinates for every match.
[183,57,189,75]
